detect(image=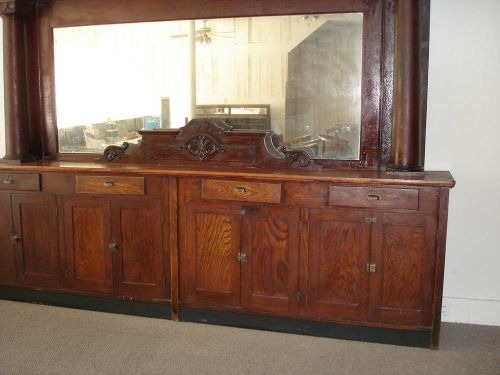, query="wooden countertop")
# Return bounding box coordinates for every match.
[0,161,456,188]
